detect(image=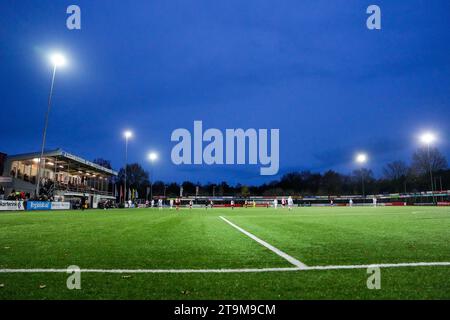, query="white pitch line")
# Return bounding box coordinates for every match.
[0,262,449,274]
[219,216,307,269]
[305,261,450,270]
[0,267,299,274]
